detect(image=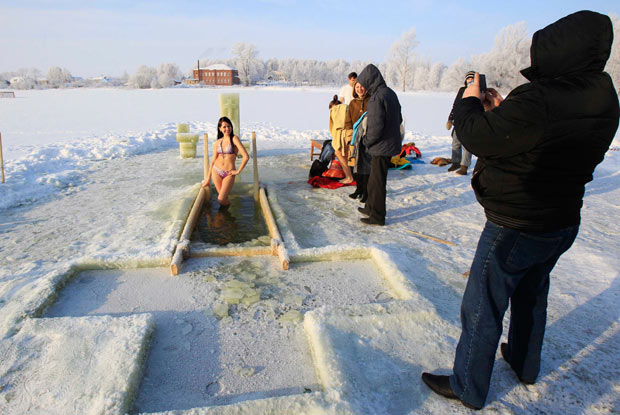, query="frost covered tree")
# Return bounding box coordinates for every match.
[605,14,620,94]
[46,66,72,87]
[231,42,259,86]
[387,27,419,91]
[439,58,470,91]
[427,62,446,90]
[128,65,157,88]
[157,63,181,87]
[475,22,530,91]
